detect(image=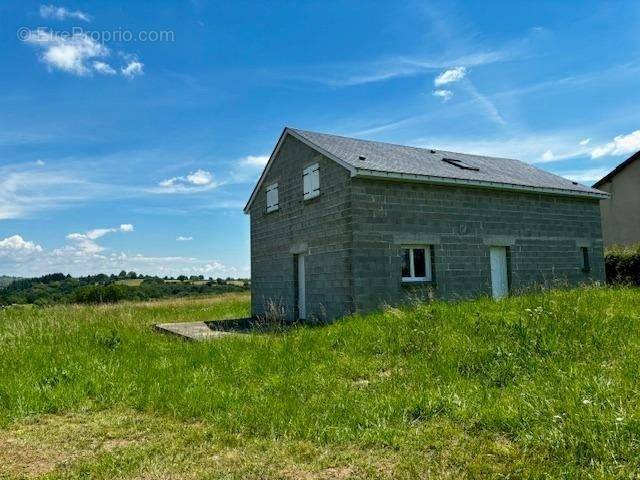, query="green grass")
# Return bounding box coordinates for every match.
[1,288,640,478]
